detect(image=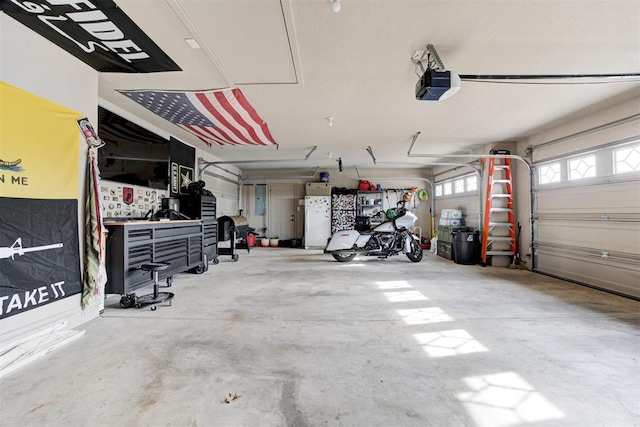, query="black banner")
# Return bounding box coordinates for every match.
[170,137,195,197]
[0,0,181,73]
[0,197,82,319]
